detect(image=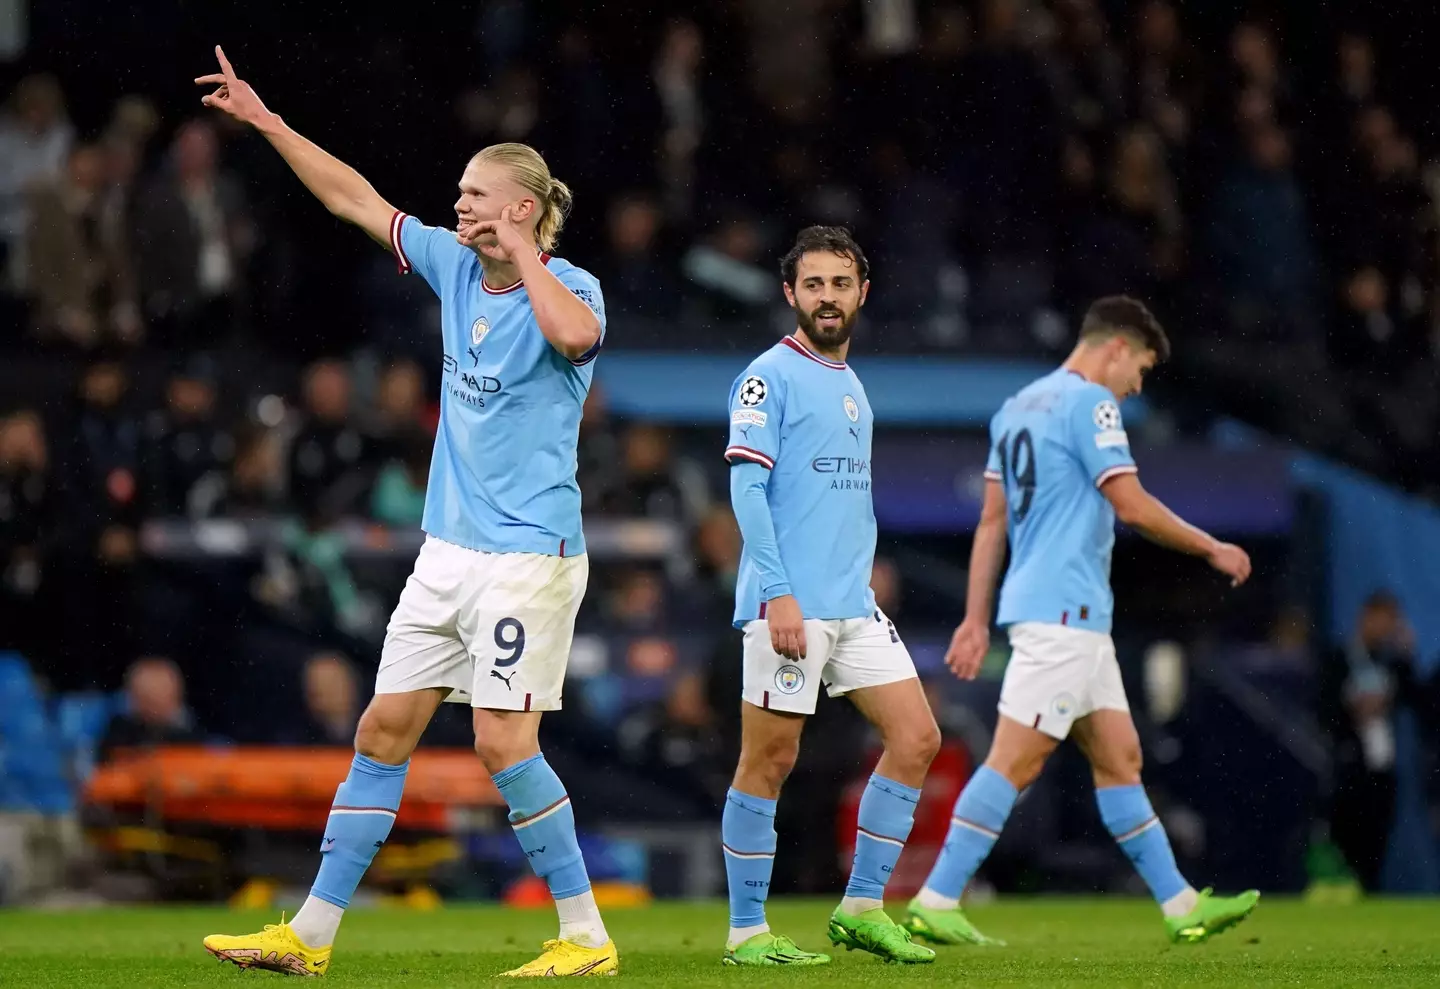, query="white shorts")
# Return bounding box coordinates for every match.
[375,535,588,712]
[742,609,918,715]
[998,622,1129,740]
